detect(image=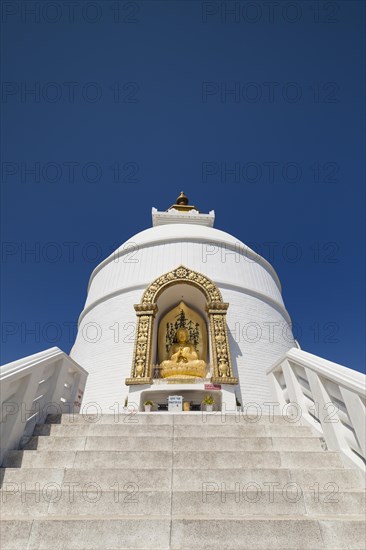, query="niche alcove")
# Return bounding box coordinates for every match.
[126,265,238,388]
